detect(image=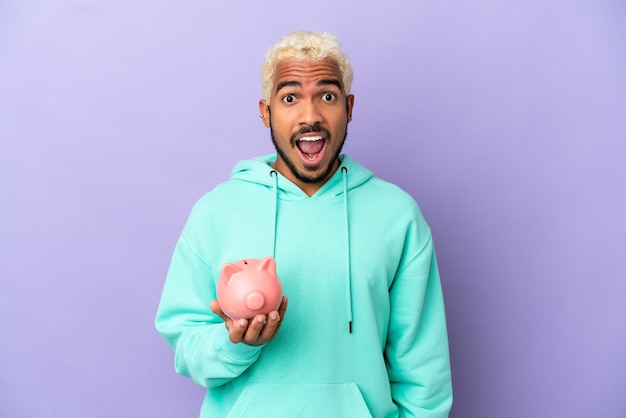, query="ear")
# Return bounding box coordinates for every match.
[346,94,355,123]
[221,263,241,283]
[259,100,271,128]
[258,256,276,274]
